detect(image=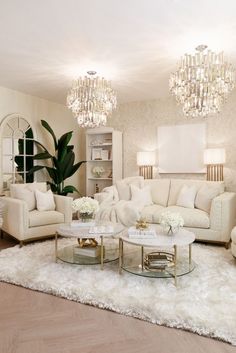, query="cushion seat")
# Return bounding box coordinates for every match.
[141,204,165,223]
[165,206,210,229]
[29,210,64,227]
